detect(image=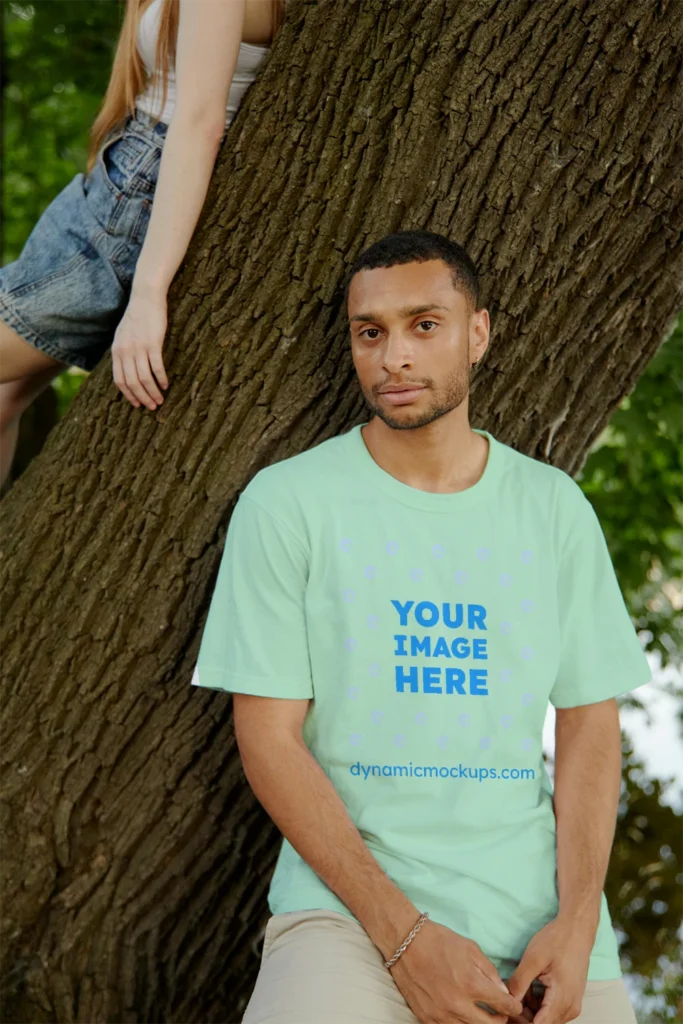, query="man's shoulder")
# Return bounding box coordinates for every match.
[495,435,589,532]
[498,434,582,493]
[240,429,351,510]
